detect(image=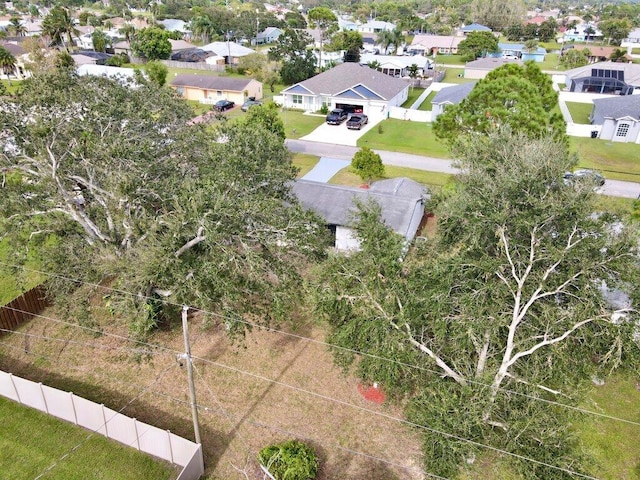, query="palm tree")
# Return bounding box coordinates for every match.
[119,24,135,42]
[9,17,27,37]
[190,15,214,44]
[377,28,404,55]
[42,6,79,51]
[0,46,17,84]
[92,30,111,52]
[367,60,381,70]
